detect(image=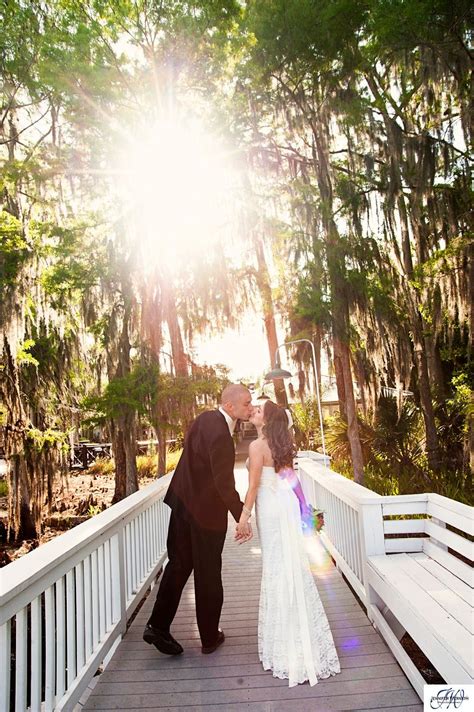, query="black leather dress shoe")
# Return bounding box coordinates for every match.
[143,624,183,655]
[201,629,225,654]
